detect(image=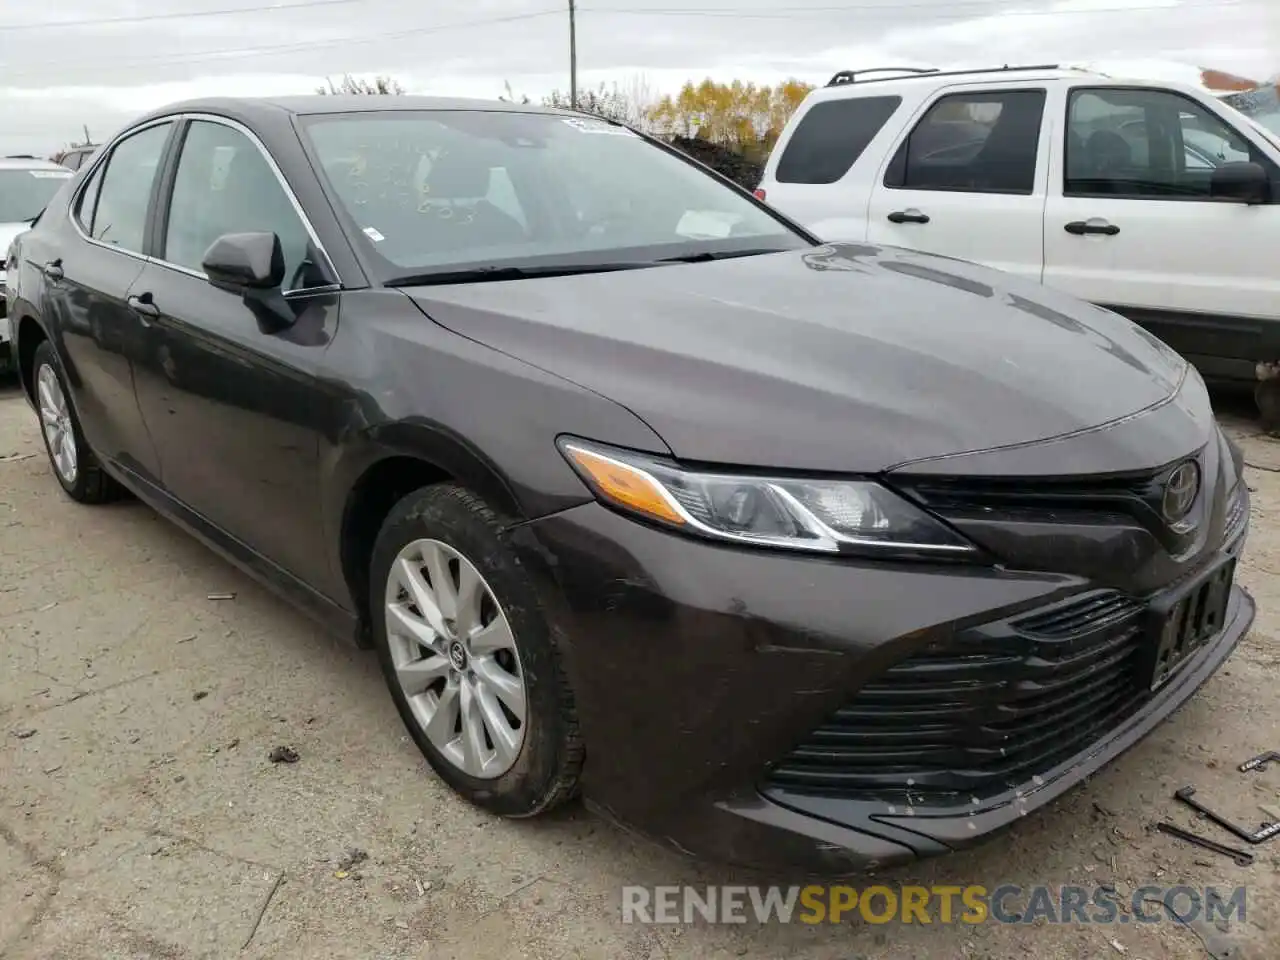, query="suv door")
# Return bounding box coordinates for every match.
[865,86,1050,282]
[130,117,341,589]
[45,121,174,482]
[1043,84,1280,383]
